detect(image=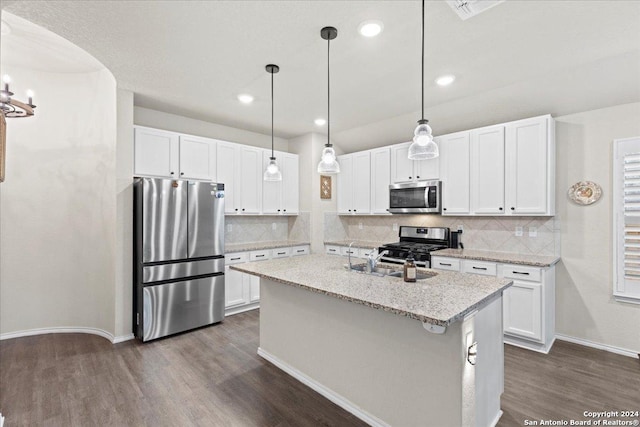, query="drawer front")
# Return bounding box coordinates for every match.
[431,257,460,271]
[291,245,310,256]
[503,264,541,282]
[359,247,378,258]
[250,249,271,261]
[225,252,249,265]
[272,247,291,258]
[341,246,359,257]
[325,245,341,256]
[462,260,497,276]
